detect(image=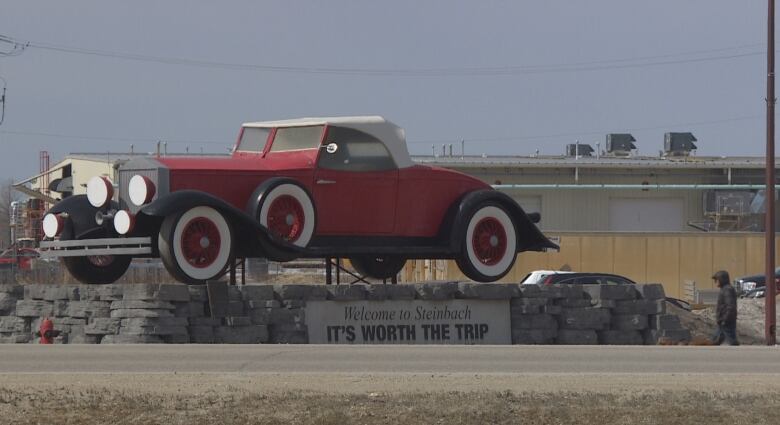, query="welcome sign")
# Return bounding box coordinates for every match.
[305,300,511,344]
